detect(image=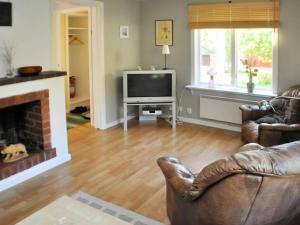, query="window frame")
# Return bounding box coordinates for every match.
[191,28,278,94]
